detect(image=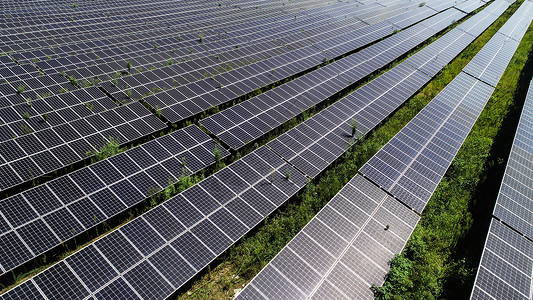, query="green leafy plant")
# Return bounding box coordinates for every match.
[16,85,25,94]
[68,75,78,87]
[350,118,358,137]
[285,167,292,181]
